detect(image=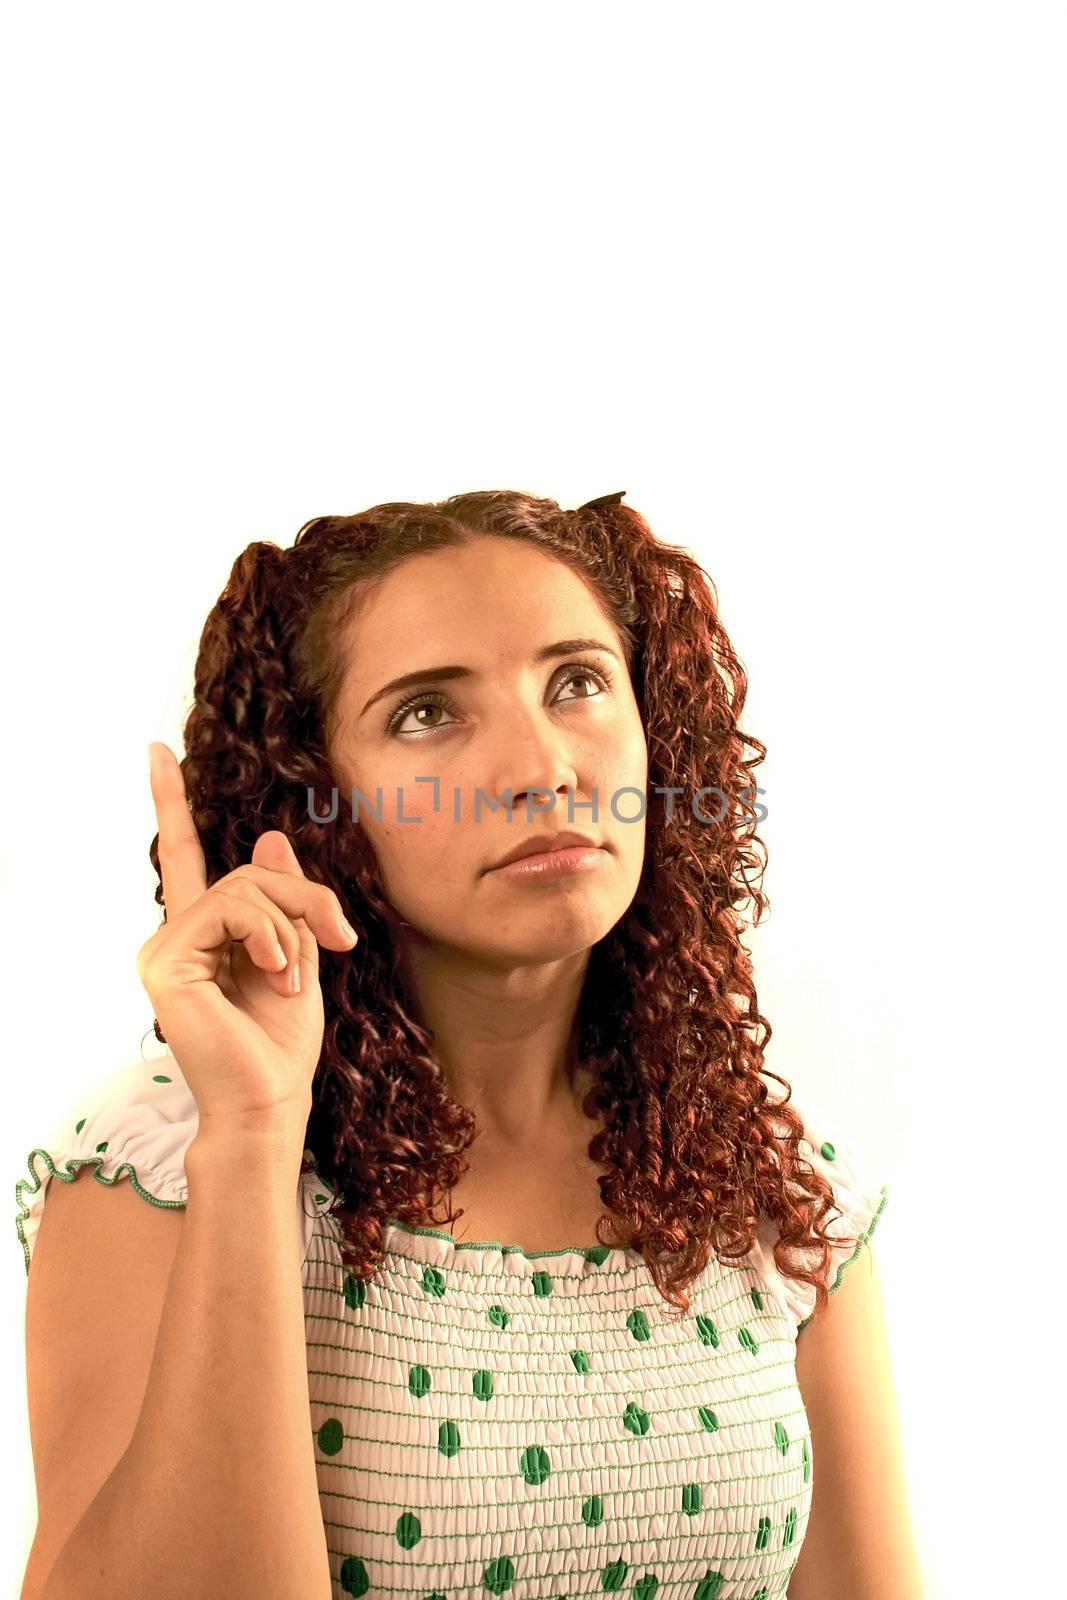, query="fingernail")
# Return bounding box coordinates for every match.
[340,918,358,943]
